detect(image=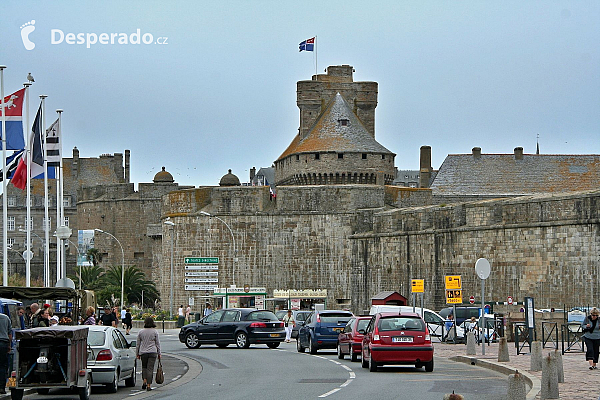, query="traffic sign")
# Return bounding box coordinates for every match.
[507,296,513,305]
[445,289,462,304]
[445,275,462,290]
[469,296,475,304]
[185,257,219,264]
[411,279,424,293]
